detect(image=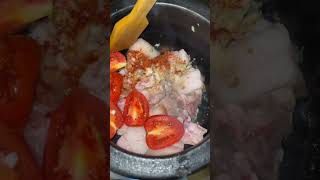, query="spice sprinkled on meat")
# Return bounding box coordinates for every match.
[112,38,207,156]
